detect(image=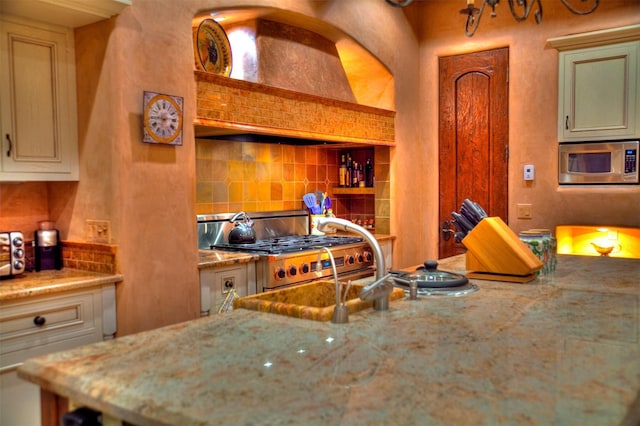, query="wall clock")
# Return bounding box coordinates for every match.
[142,91,183,145]
[194,18,232,76]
